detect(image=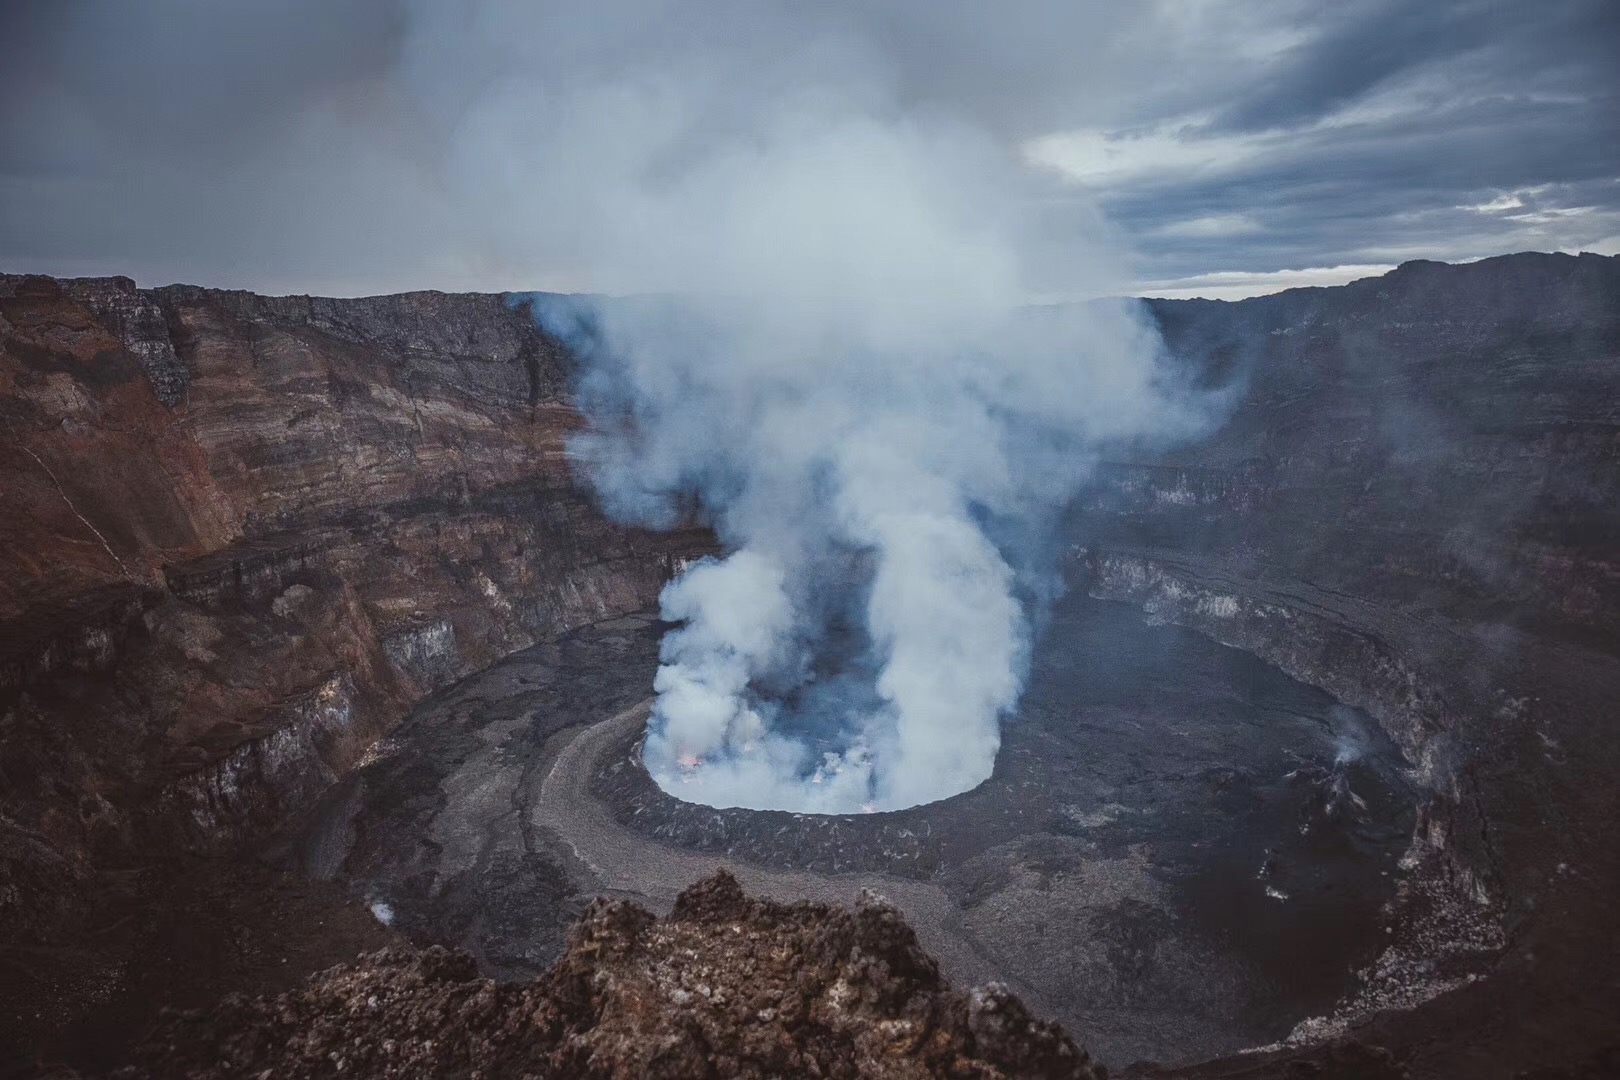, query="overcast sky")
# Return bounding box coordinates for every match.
[2,0,1616,300]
